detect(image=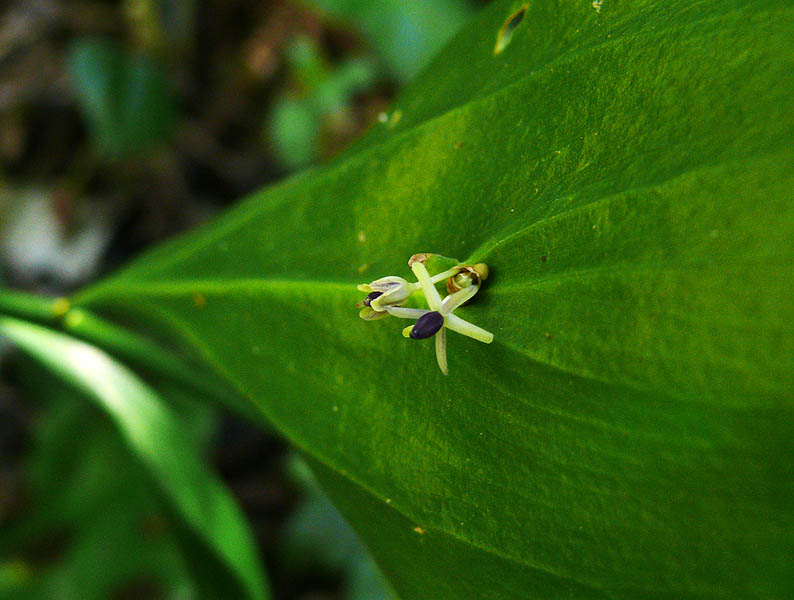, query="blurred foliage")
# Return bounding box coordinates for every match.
[0,317,269,599]
[0,0,478,261]
[0,0,479,598]
[68,38,176,159]
[270,36,377,168]
[282,455,393,600]
[0,361,207,599]
[307,0,475,80]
